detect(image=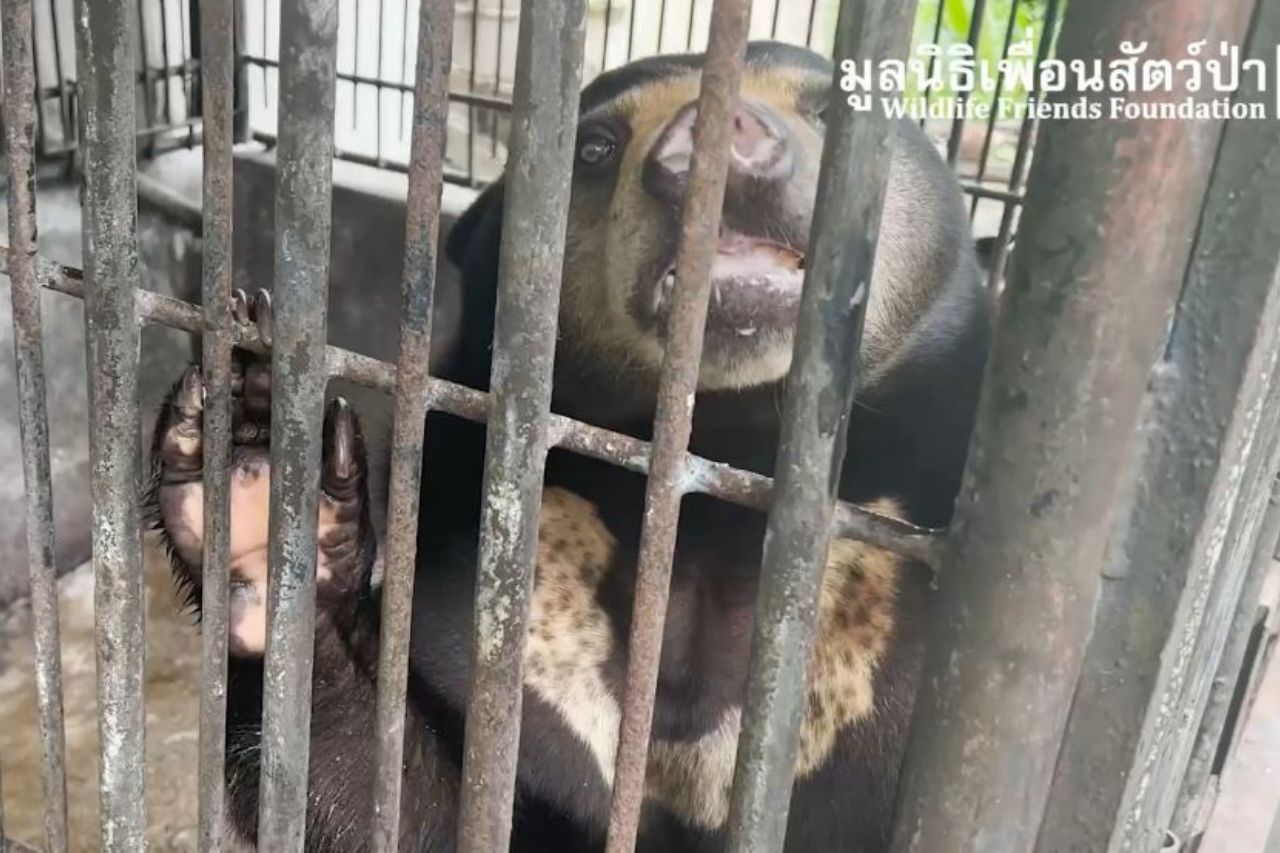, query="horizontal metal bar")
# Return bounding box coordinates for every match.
[5,251,942,569]
[605,0,752,847]
[256,0,341,847]
[956,180,1026,205]
[455,0,588,846]
[195,0,237,849]
[240,53,513,111]
[2,0,68,847]
[370,0,455,847]
[71,0,149,846]
[726,0,918,849]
